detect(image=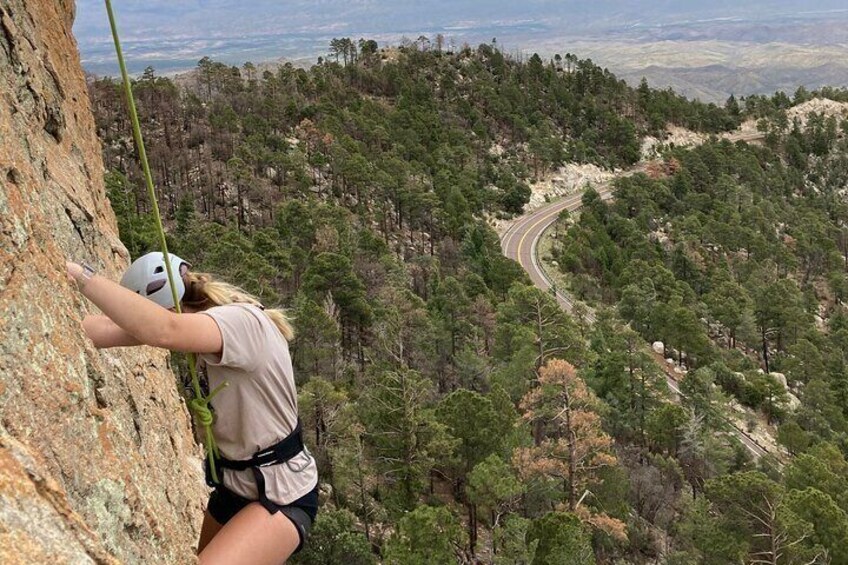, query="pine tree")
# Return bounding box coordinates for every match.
[514,360,625,540]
